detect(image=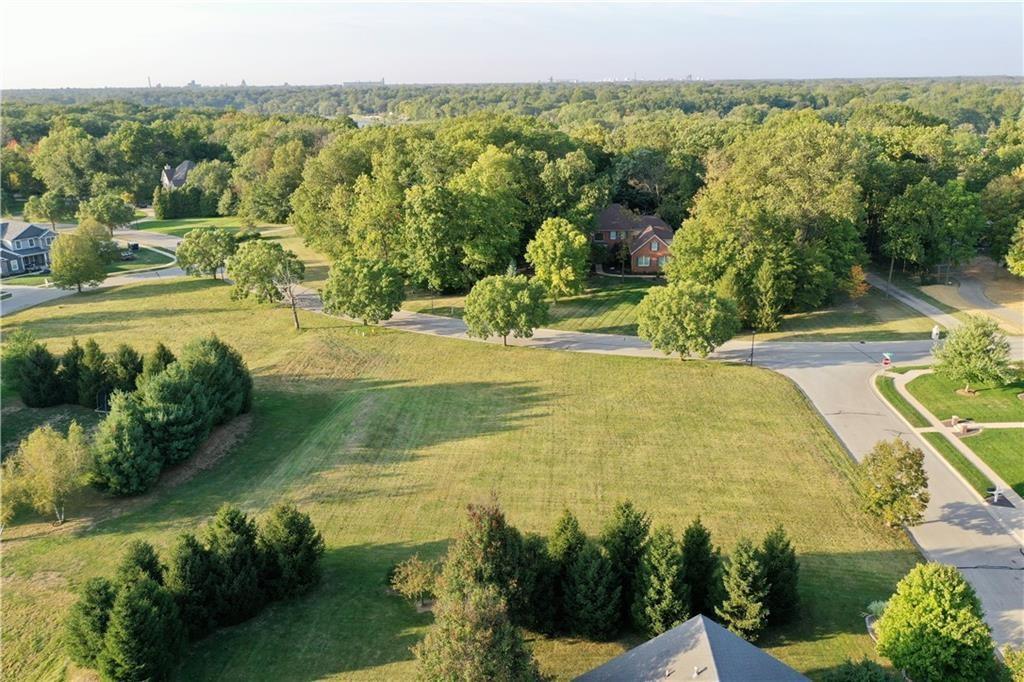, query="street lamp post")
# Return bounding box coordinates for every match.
[749,328,756,365]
